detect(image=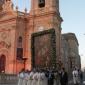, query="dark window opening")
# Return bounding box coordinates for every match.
[0,55,6,73]
[18,36,22,43]
[17,48,23,60]
[38,0,45,8]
